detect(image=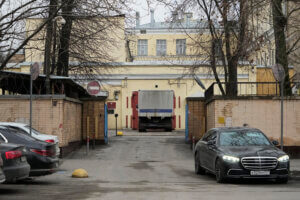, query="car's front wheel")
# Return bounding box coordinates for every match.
[215,159,226,183]
[194,153,205,175]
